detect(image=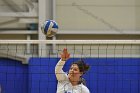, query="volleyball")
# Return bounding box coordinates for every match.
[41,20,58,37]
